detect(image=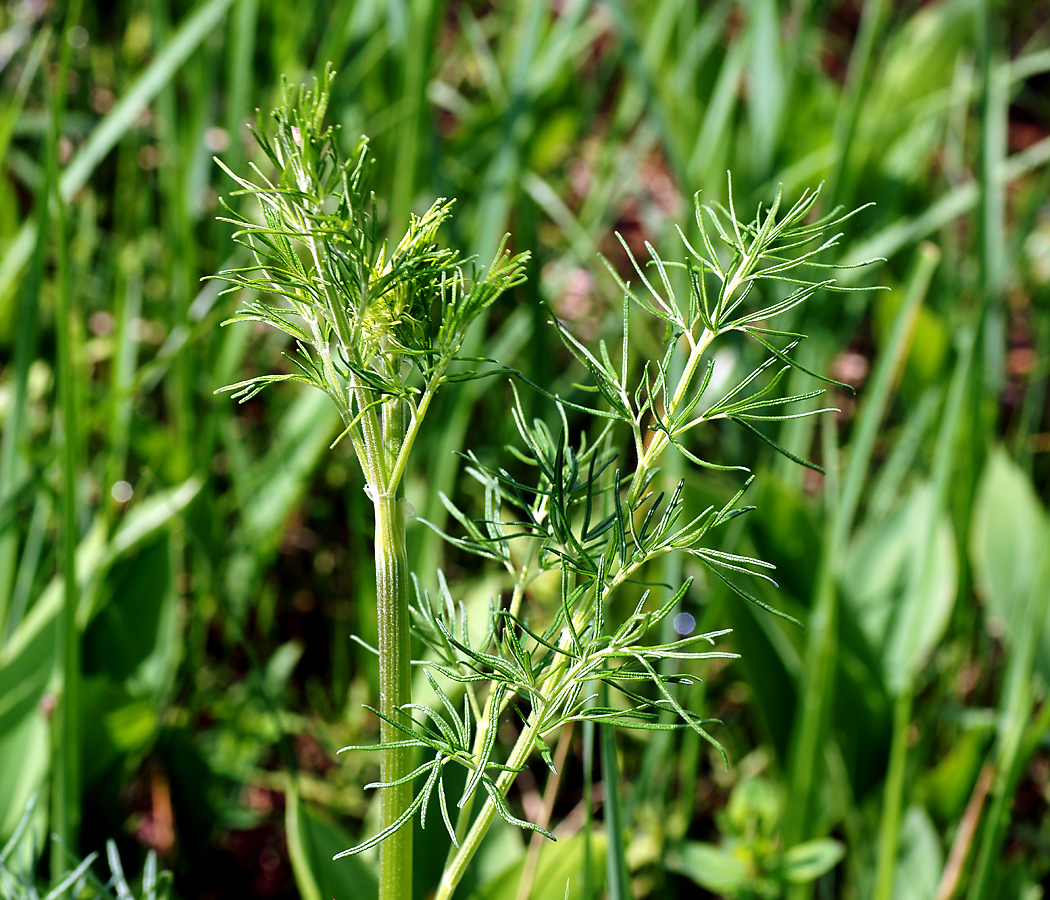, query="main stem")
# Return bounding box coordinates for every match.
[374,491,413,900]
